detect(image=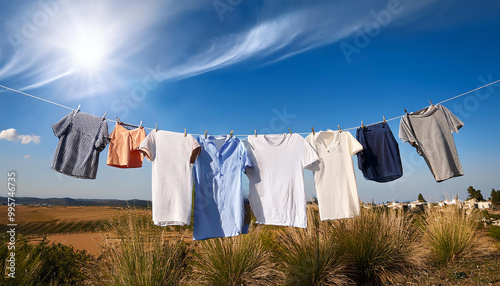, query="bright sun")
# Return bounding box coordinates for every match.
[73,41,105,69]
[70,29,108,70]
